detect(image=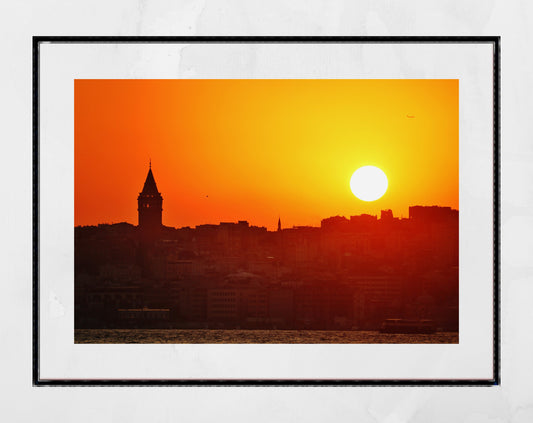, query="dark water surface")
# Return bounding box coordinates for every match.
[75,329,458,344]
